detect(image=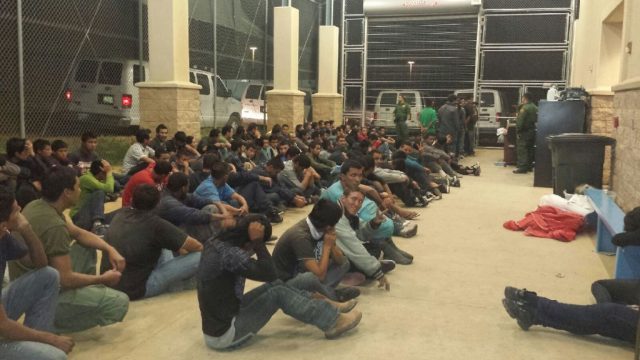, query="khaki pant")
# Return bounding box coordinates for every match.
[54,243,129,333]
